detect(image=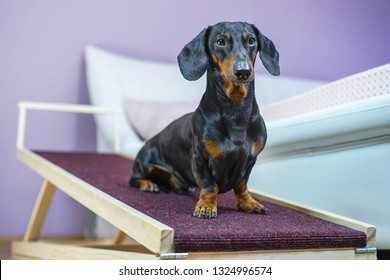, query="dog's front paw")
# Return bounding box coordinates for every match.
[193,202,217,219]
[193,188,218,218]
[234,181,269,214]
[237,199,269,214]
